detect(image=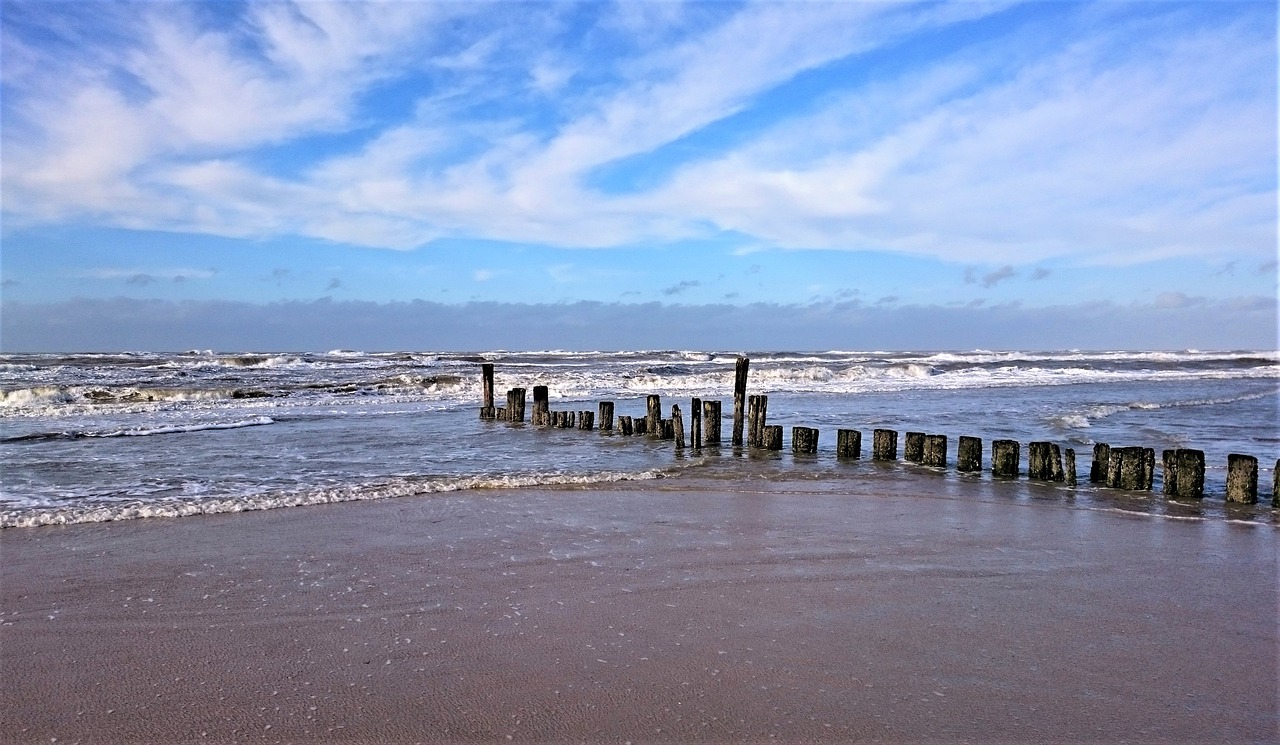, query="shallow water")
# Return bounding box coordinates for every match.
[2,349,1276,527]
